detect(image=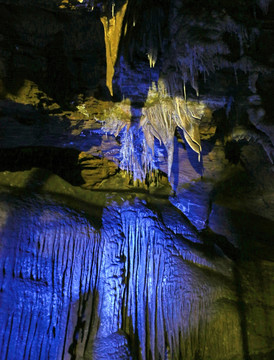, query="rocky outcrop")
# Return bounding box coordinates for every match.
[0,1,273,359]
[0,177,273,360]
